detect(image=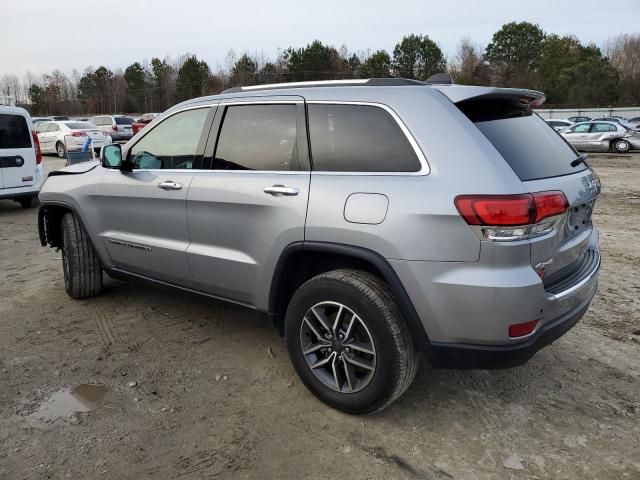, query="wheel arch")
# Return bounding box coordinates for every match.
[268,241,429,345]
[38,201,102,260]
